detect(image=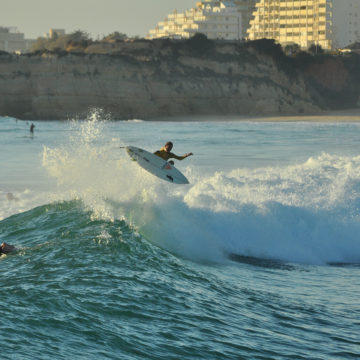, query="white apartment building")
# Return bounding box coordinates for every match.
[247,0,360,50]
[0,27,35,53]
[247,0,333,50]
[147,0,256,40]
